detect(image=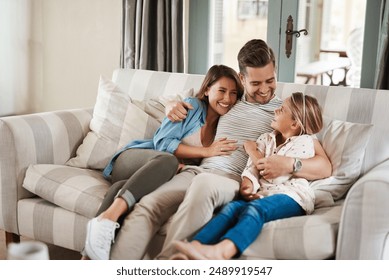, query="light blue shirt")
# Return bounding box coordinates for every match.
[103,97,207,178]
